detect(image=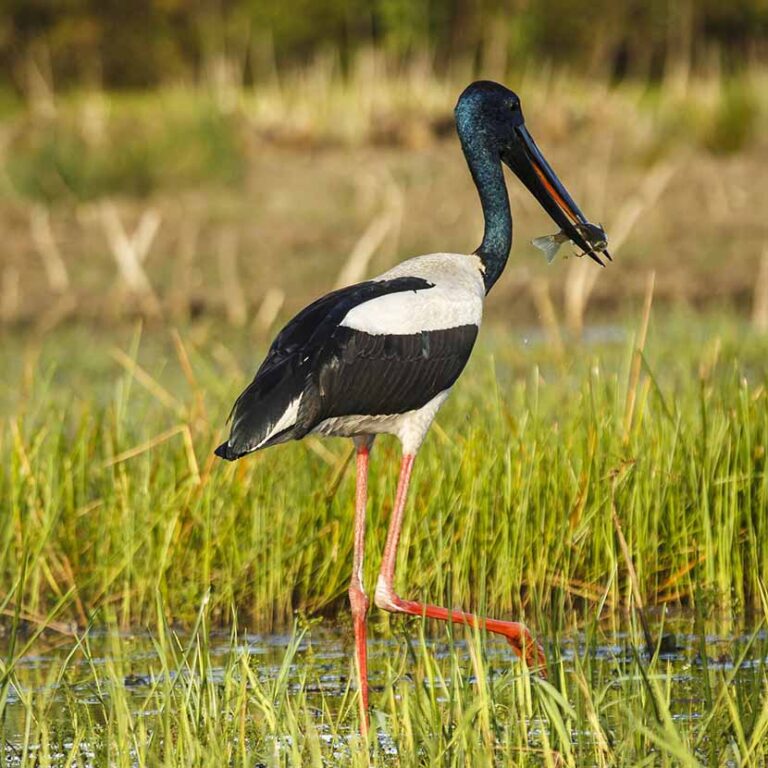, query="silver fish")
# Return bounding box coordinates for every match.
[532,222,610,265]
[531,231,569,263]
